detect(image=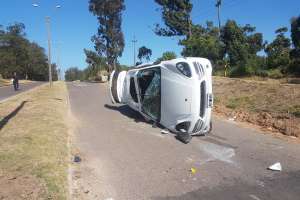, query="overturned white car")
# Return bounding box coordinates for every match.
[109,57,213,143]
